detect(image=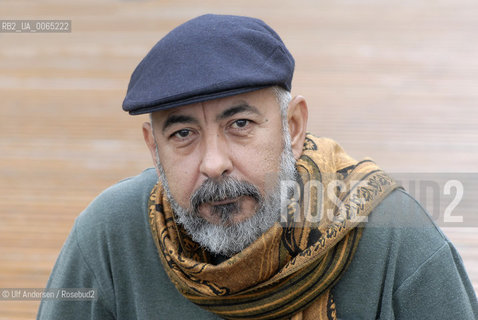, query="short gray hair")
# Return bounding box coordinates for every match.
[270,86,291,119]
